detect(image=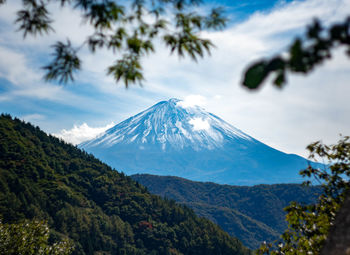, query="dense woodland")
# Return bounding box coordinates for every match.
[0,114,251,255]
[132,174,321,249]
